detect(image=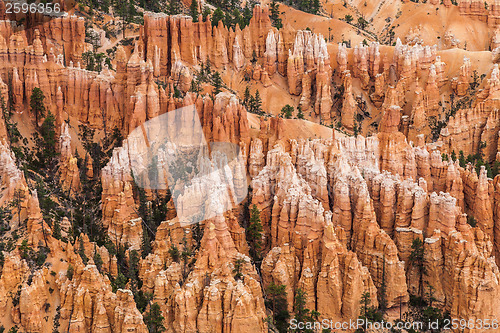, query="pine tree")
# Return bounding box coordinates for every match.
[52,218,61,240]
[232,8,243,29]
[280,105,294,119]
[266,283,289,332]
[79,236,88,264]
[173,86,183,98]
[212,71,223,97]
[211,8,225,27]
[190,79,201,95]
[357,16,368,30]
[223,11,233,28]
[144,302,166,333]
[128,250,140,292]
[10,189,25,226]
[30,87,45,127]
[111,272,128,292]
[135,183,154,259]
[459,150,466,168]
[19,239,31,260]
[0,206,11,234]
[253,90,263,114]
[125,0,138,36]
[355,291,383,332]
[493,161,500,177]
[248,95,256,113]
[190,0,199,22]
[312,0,321,14]
[168,245,180,262]
[202,6,211,22]
[269,1,282,29]
[233,258,244,280]
[426,283,437,307]
[450,150,457,161]
[2,95,22,147]
[113,0,129,37]
[93,250,103,272]
[142,0,161,12]
[101,0,110,12]
[241,4,253,28]
[67,264,74,280]
[136,185,148,225]
[379,253,387,313]
[297,105,304,119]
[293,288,309,323]
[141,224,152,258]
[409,238,426,298]
[360,291,371,318]
[205,59,212,76]
[243,86,251,108]
[34,111,58,168]
[180,237,193,280]
[246,204,263,261]
[251,50,258,64]
[167,0,182,15]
